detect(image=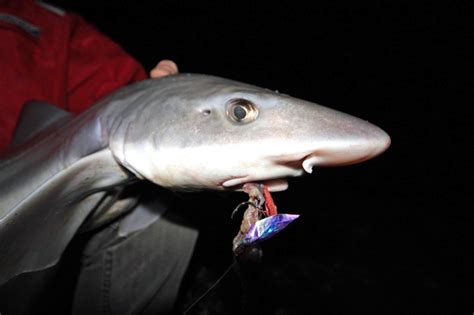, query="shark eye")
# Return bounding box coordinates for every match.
[226,99,258,123]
